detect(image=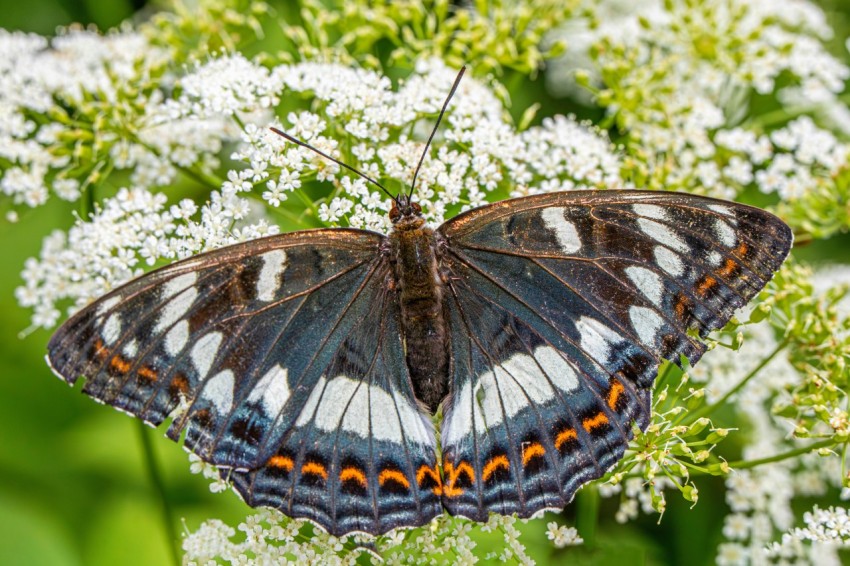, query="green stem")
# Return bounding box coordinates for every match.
[232,113,248,131]
[726,438,838,469]
[575,484,599,548]
[677,460,712,475]
[745,105,813,129]
[82,181,96,219]
[137,421,180,566]
[294,186,320,218]
[271,202,311,228]
[681,338,788,425]
[841,397,850,484]
[175,163,225,189]
[128,133,224,188]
